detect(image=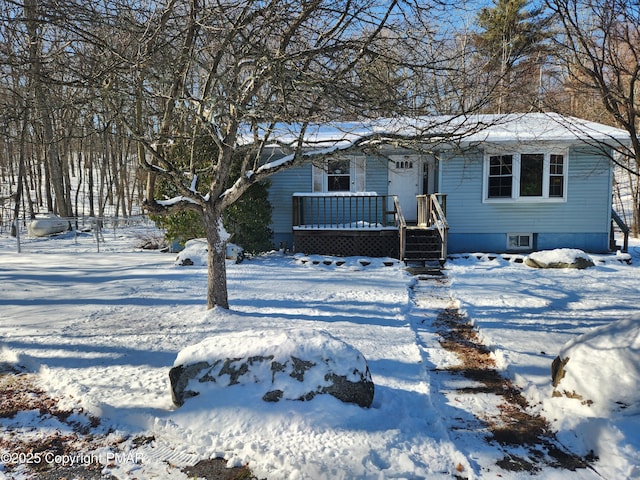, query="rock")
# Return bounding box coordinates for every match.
[169,329,375,408]
[169,361,211,406]
[175,239,244,266]
[551,356,569,388]
[525,249,595,269]
[550,318,640,414]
